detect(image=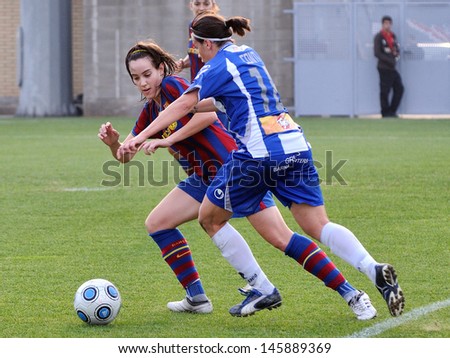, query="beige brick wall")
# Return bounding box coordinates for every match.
[0,0,20,97]
[0,1,296,115]
[0,0,84,113]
